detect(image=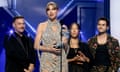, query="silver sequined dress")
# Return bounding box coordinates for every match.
[39,20,68,72]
